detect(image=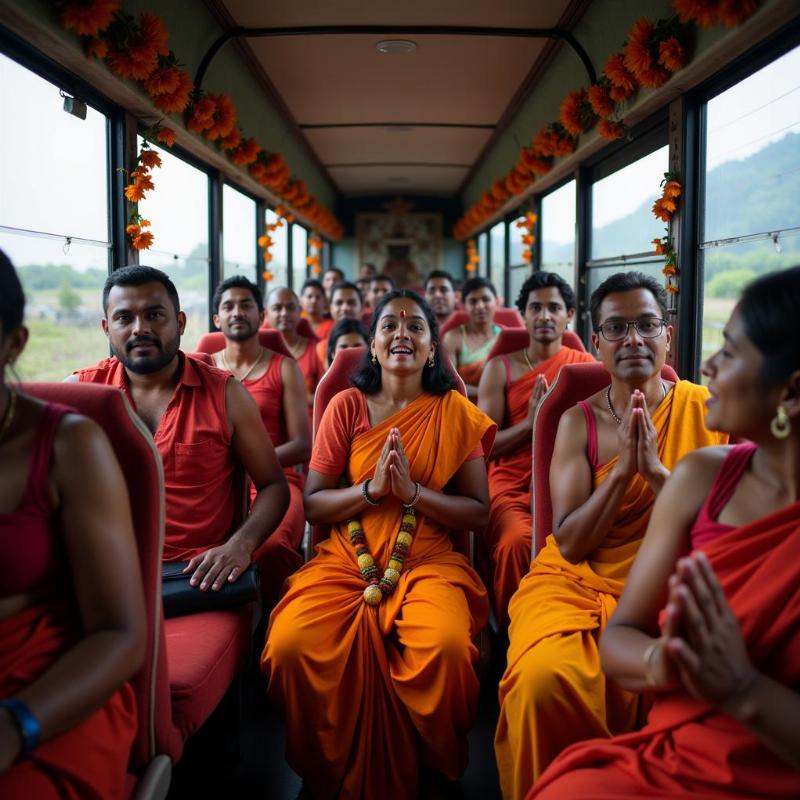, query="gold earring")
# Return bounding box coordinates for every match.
[771,405,791,439]
[371,354,378,365]
[427,354,435,367]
